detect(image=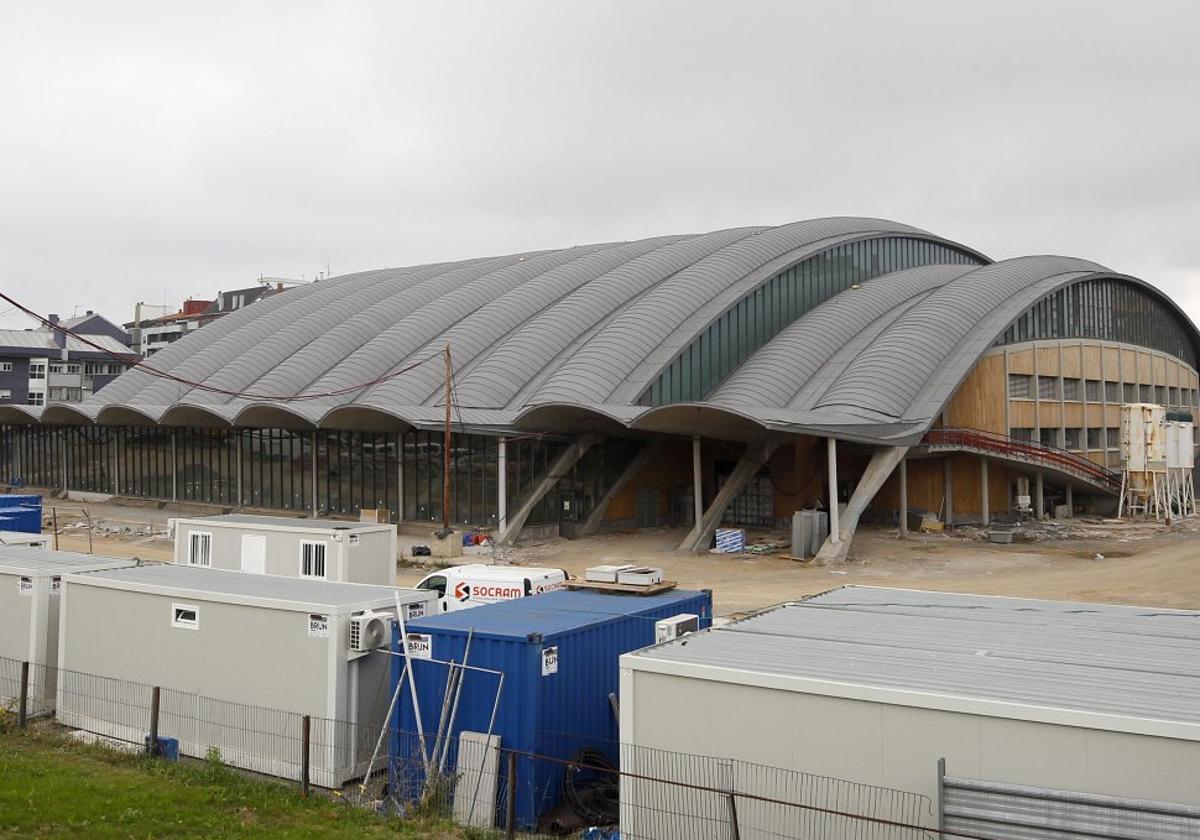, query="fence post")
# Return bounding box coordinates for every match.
[726,791,741,840]
[147,686,160,756]
[301,715,311,798]
[937,757,947,838]
[18,661,29,729]
[505,749,517,840]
